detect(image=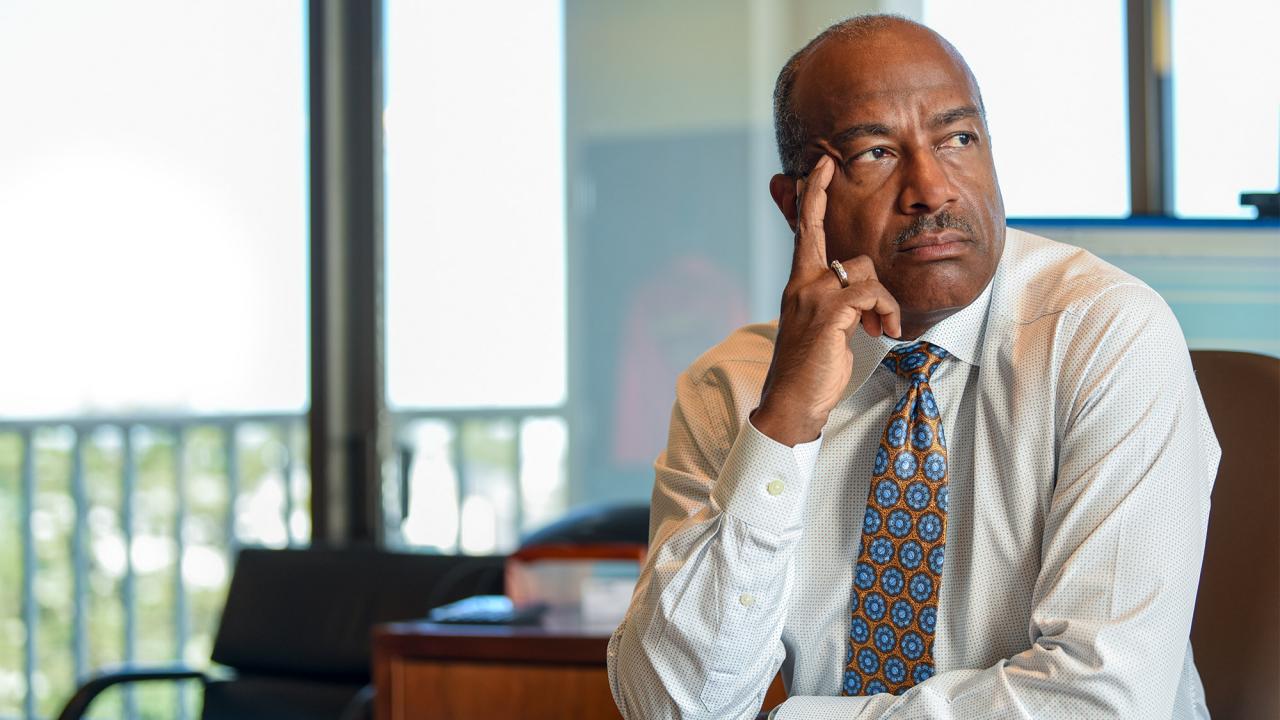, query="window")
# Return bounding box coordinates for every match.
[384,0,567,409]
[1170,0,1280,218]
[0,2,307,717]
[923,0,1131,218]
[0,2,308,417]
[383,0,569,553]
